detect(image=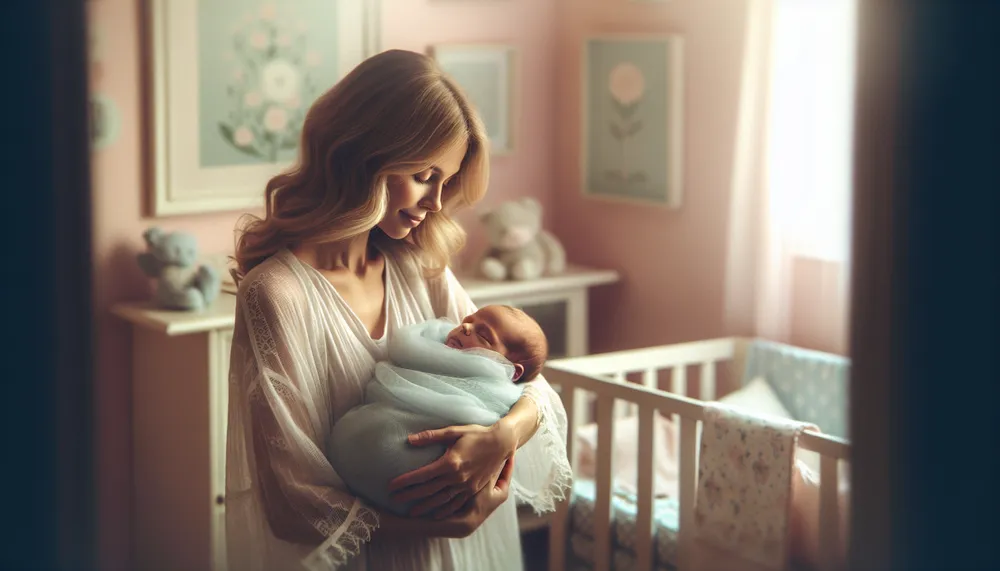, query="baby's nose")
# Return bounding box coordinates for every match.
[462,323,473,334]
